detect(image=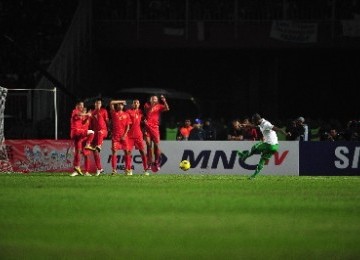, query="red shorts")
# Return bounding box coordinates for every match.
[71,129,87,140]
[93,129,108,146]
[112,136,129,151]
[128,137,145,151]
[144,124,160,144]
[71,130,88,151]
